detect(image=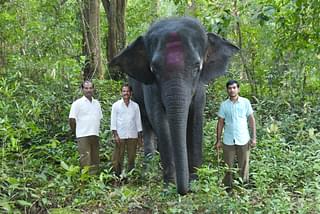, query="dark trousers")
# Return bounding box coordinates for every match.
[222,143,250,188]
[77,135,100,175]
[112,138,138,176]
